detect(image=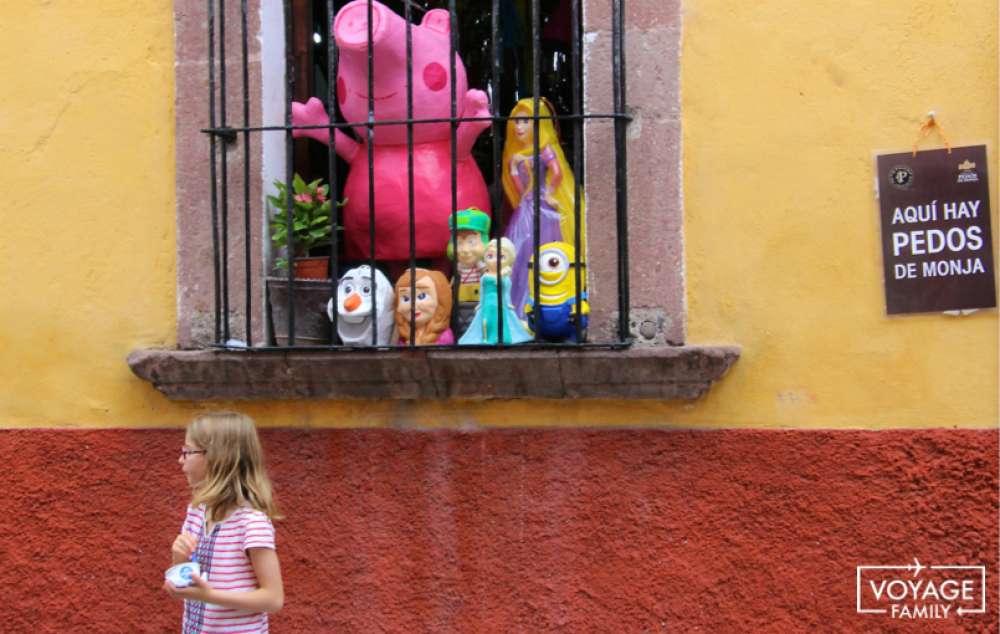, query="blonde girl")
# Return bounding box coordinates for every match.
[486,237,516,278]
[164,412,284,633]
[458,238,533,345]
[501,97,586,317]
[501,97,586,253]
